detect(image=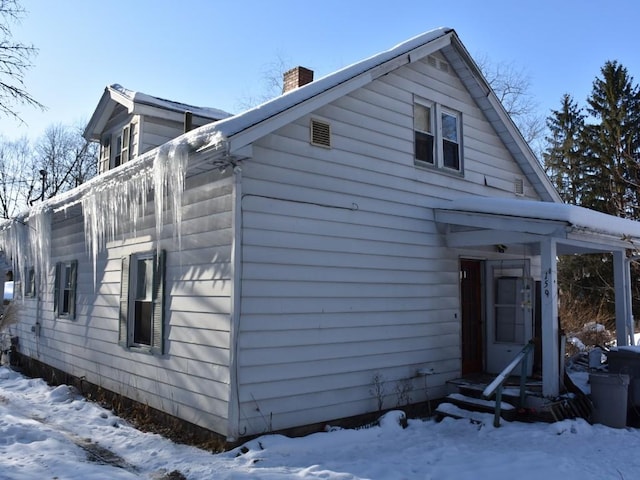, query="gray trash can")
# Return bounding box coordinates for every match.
[607,347,640,407]
[589,372,629,428]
